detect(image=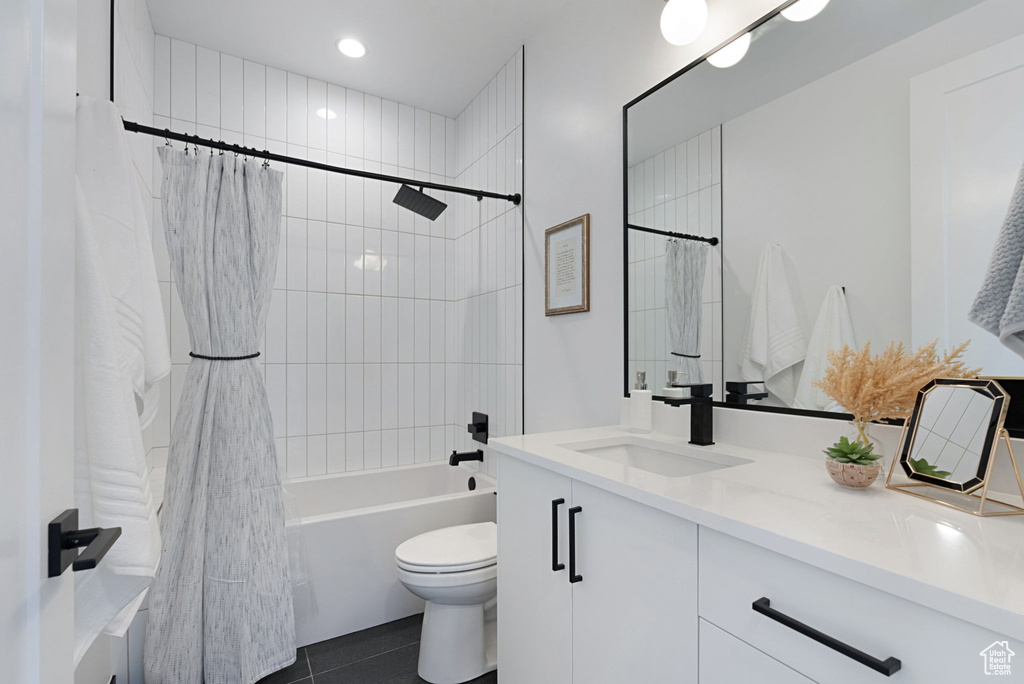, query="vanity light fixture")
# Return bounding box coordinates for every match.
[660,0,708,46]
[781,0,831,22]
[316,108,337,120]
[337,38,366,58]
[707,32,751,68]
